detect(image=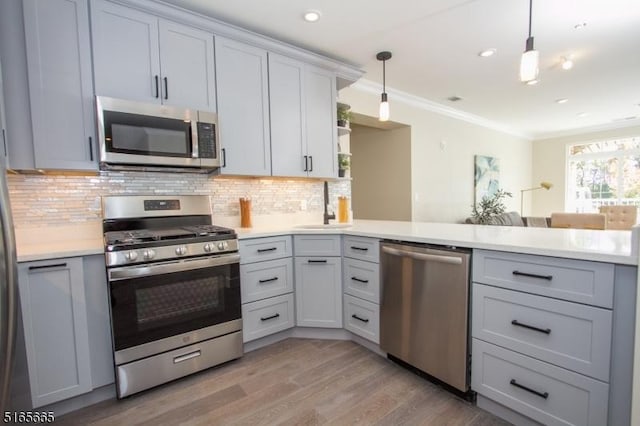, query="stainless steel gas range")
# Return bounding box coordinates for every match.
[101,195,242,398]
